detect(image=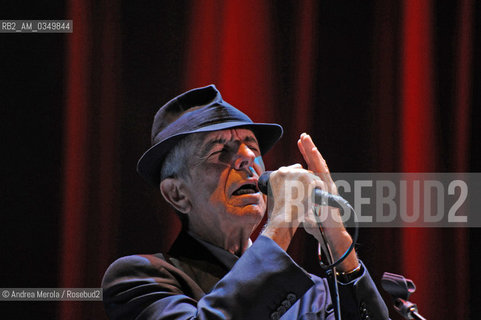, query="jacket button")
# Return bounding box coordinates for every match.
[270,311,280,320]
[326,303,333,312]
[281,299,291,309]
[360,301,370,319]
[277,305,287,315]
[287,293,297,303]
